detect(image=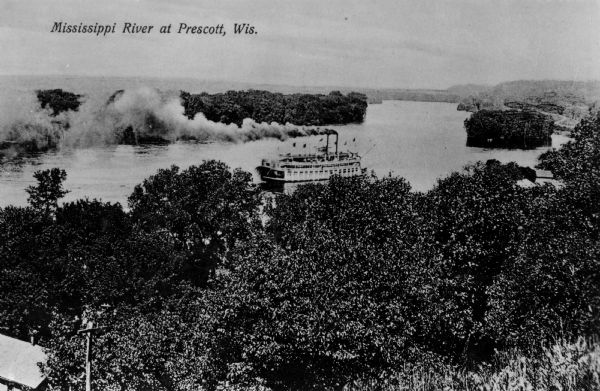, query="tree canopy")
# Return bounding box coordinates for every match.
[464,109,556,149]
[180,90,368,127]
[1,111,599,390]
